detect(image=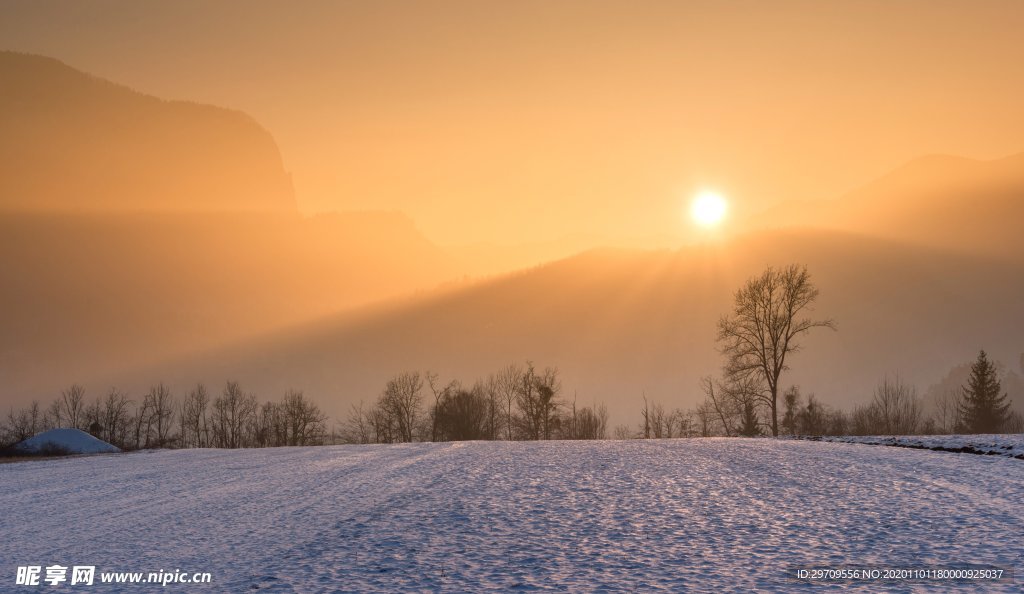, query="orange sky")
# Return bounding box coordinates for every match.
[3,0,1024,244]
